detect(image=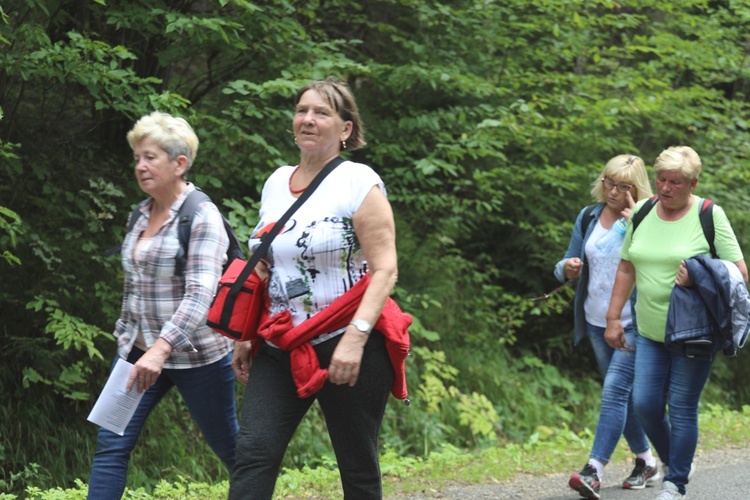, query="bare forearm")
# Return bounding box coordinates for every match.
[606,260,636,321]
[352,267,398,325]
